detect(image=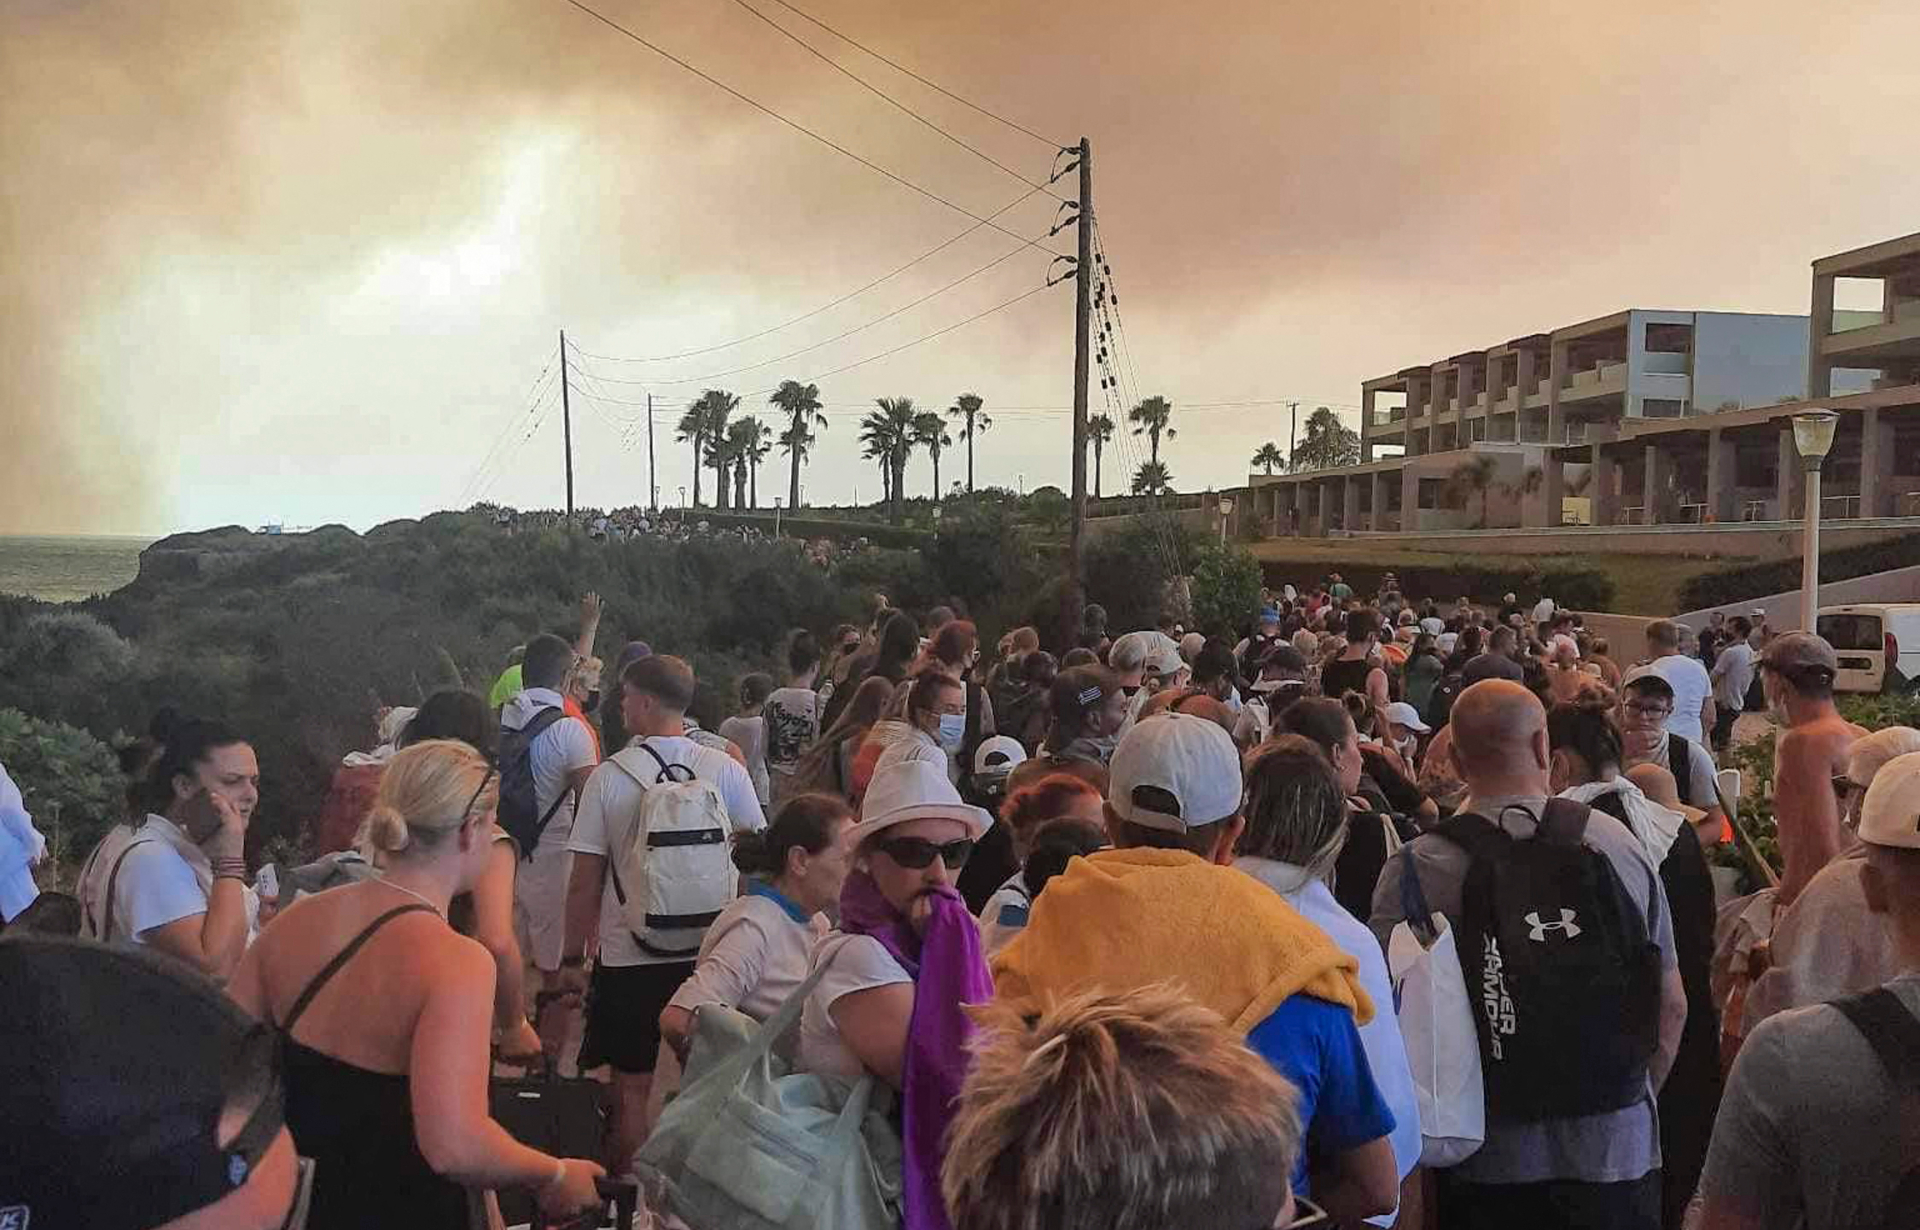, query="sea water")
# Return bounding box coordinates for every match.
[0,535,151,602]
